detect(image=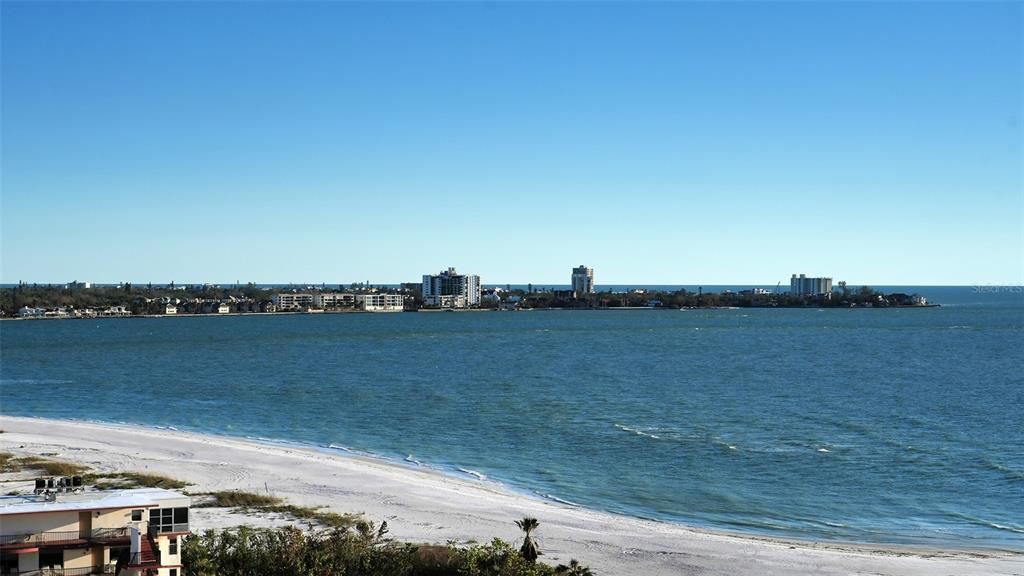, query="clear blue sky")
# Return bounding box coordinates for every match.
[2,1,1021,286]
